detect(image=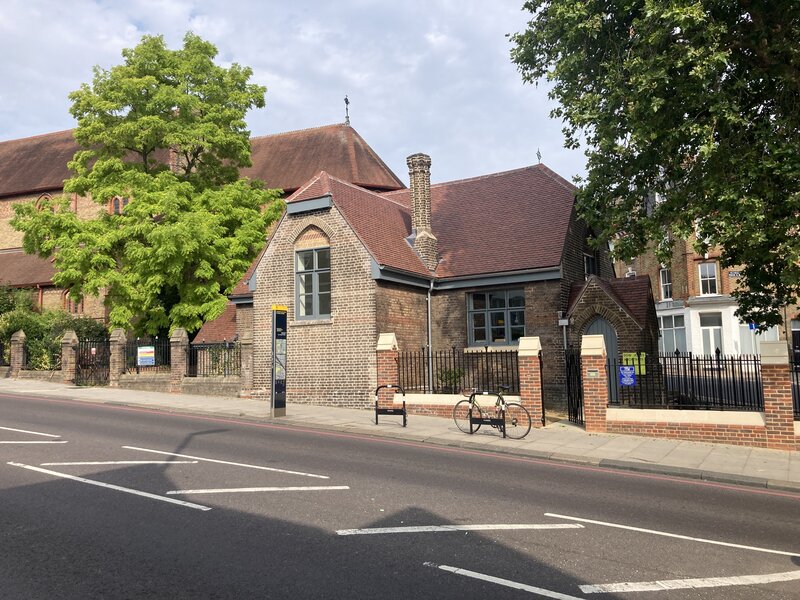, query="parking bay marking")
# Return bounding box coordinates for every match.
[122,446,330,479]
[0,426,61,438]
[168,486,350,495]
[424,562,583,600]
[580,569,800,594]
[7,462,211,511]
[546,513,800,557]
[337,524,584,536]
